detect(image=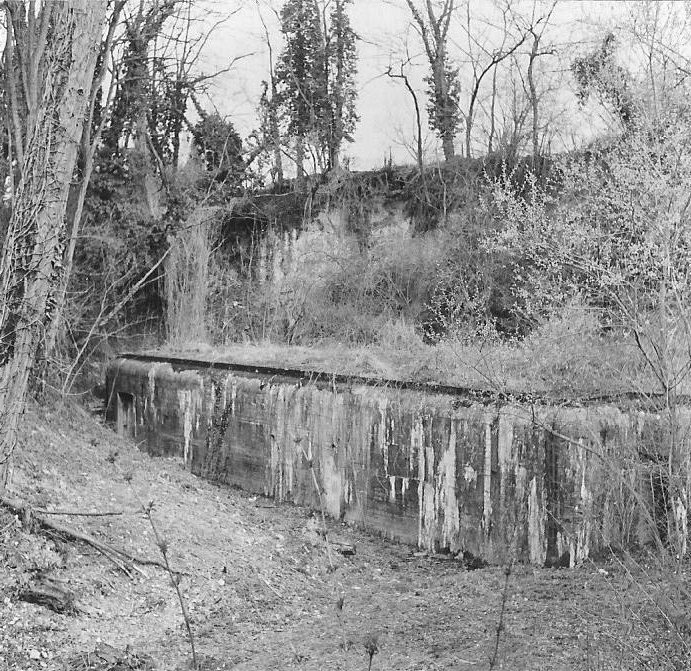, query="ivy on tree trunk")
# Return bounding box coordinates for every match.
[0,0,106,490]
